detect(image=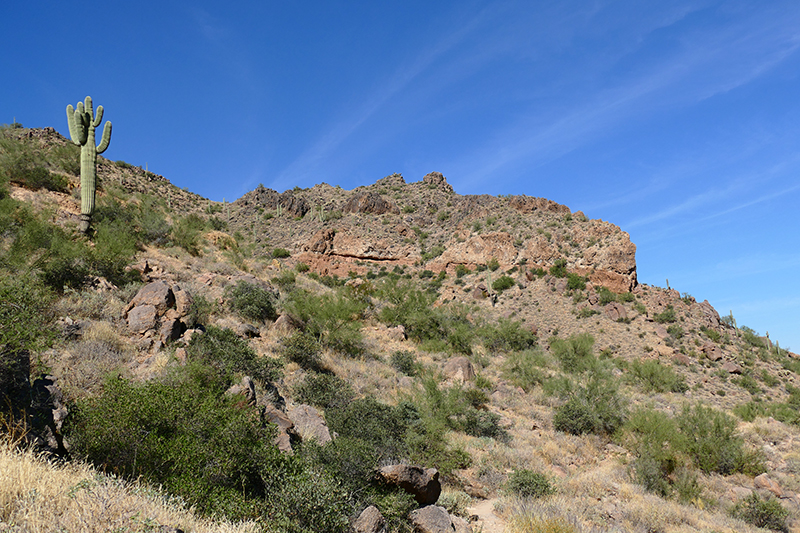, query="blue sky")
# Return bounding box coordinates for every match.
[3,1,799,350]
